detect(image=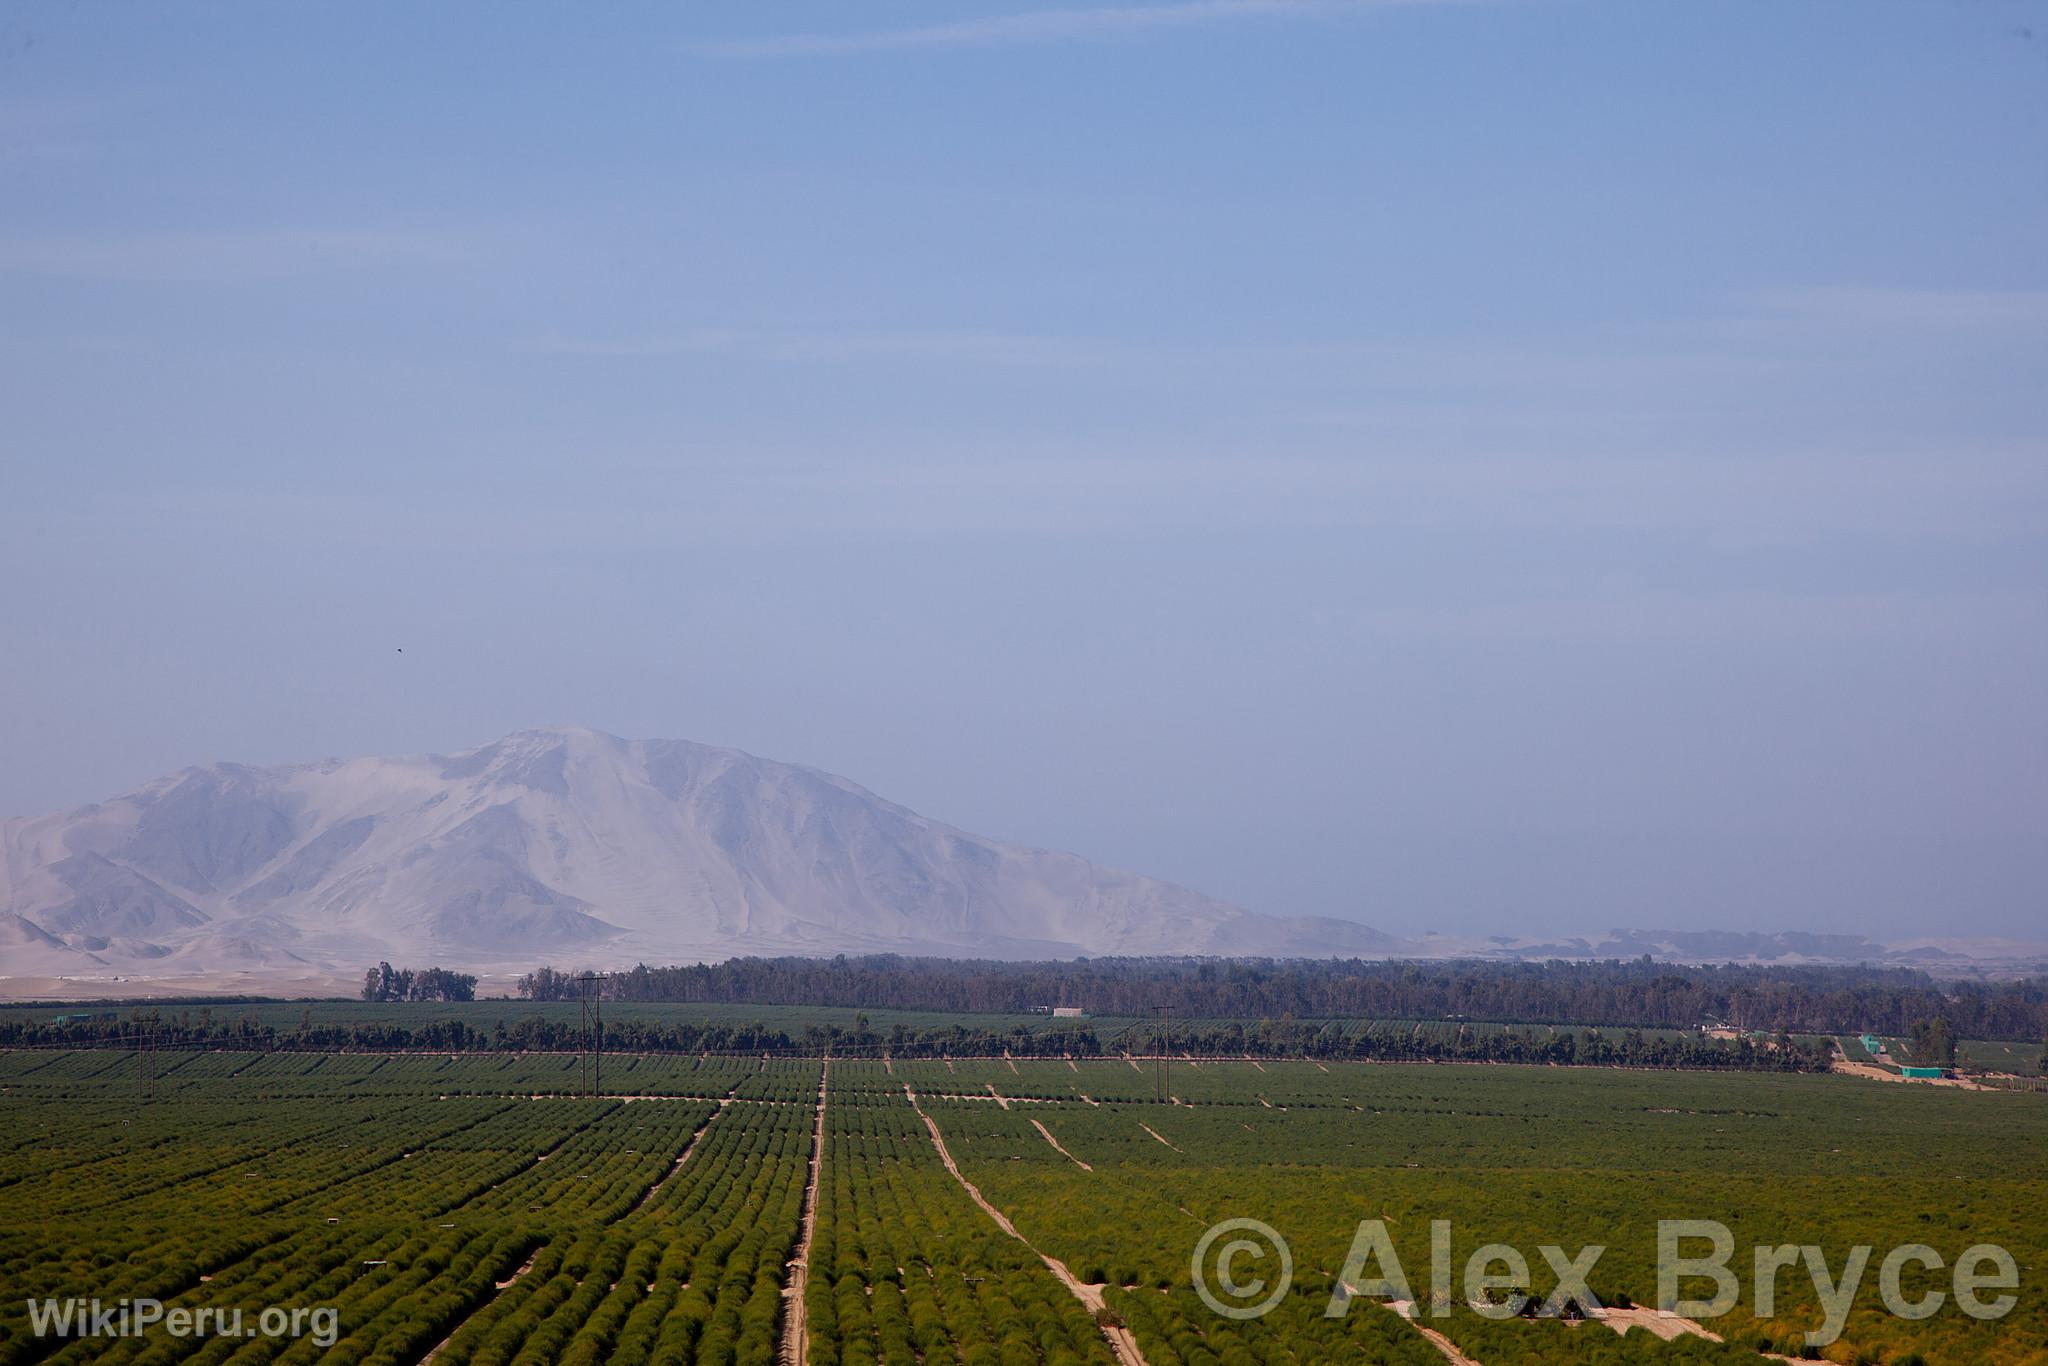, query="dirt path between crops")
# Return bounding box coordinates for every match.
[417,1247,541,1364]
[909,1090,1148,1366]
[1136,1121,1180,1151]
[418,1104,598,1221]
[779,1061,828,1366]
[1380,1300,1482,1366]
[1030,1118,1092,1170]
[1406,1319,1481,1365]
[626,1098,732,1217]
